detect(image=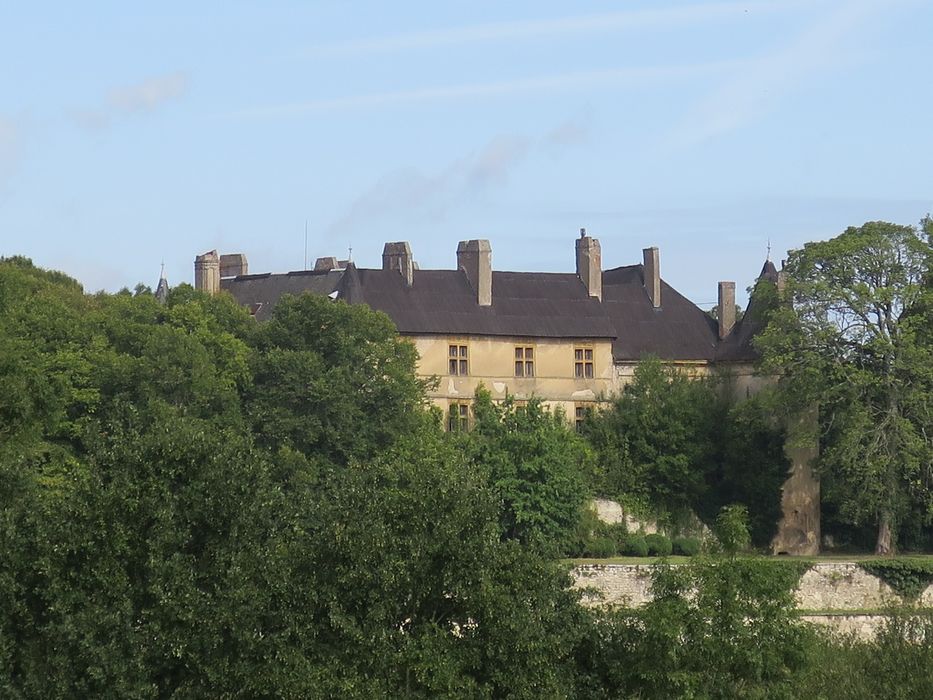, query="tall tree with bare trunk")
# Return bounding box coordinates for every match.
[757,220,933,555]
